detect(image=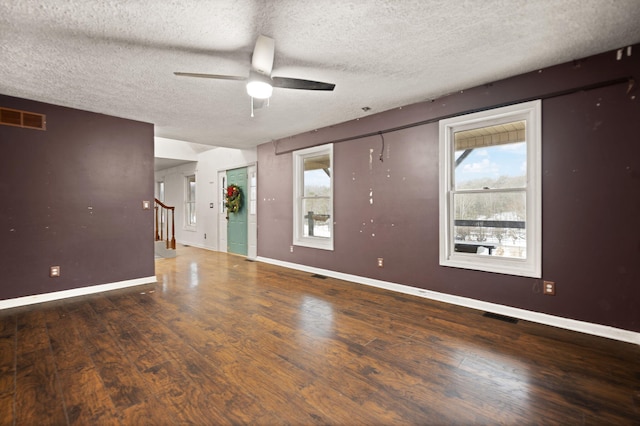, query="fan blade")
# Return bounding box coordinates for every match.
[272,76,335,91]
[174,72,246,81]
[251,35,275,75]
